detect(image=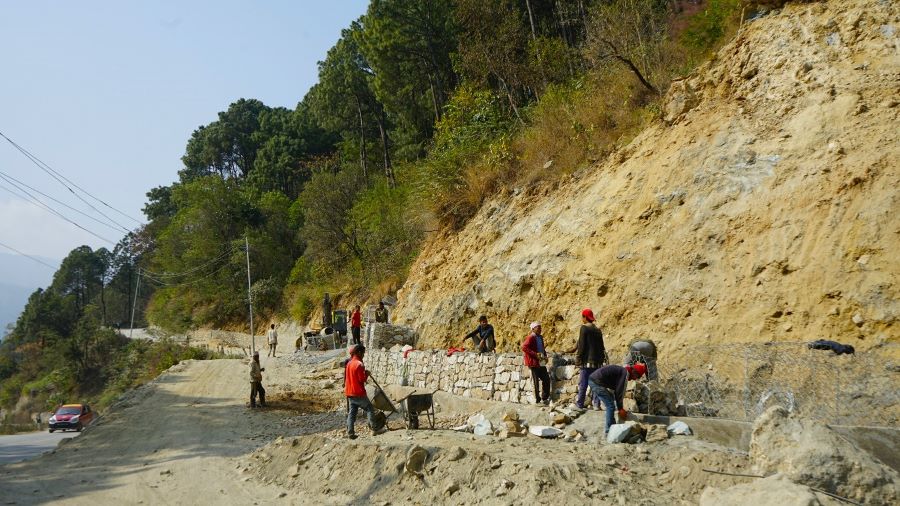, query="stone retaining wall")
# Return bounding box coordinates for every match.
[367,349,583,404]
